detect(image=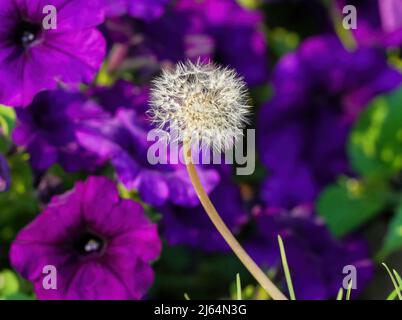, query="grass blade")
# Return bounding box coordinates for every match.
[385,269,402,300]
[393,269,402,289]
[346,279,353,300]
[336,288,344,300]
[382,263,402,300]
[387,289,398,300]
[236,273,242,300]
[278,235,296,300]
